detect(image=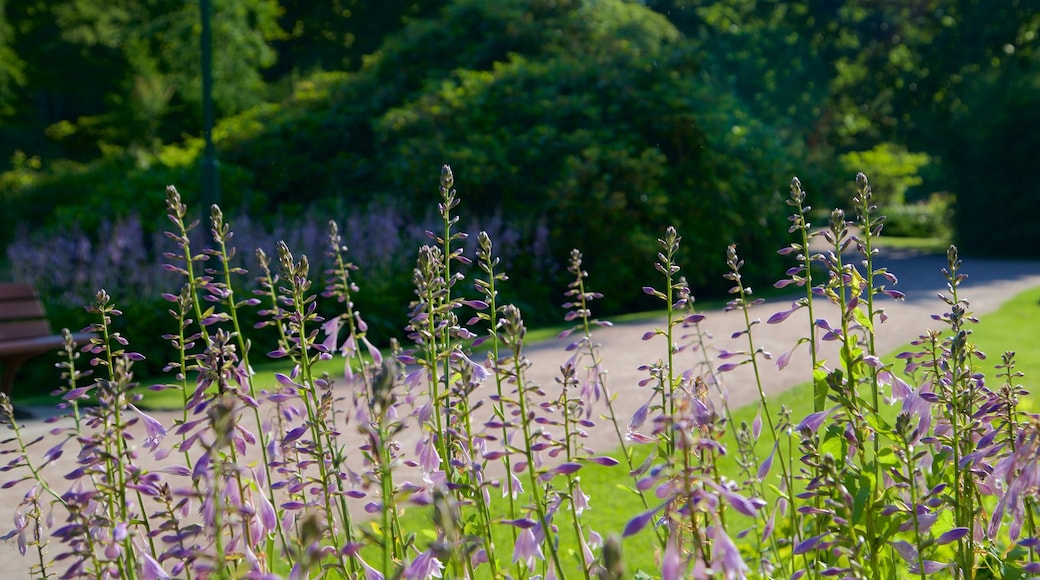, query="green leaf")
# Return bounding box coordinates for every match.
[848,472,874,526]
[852,306,873,333]
[813,367,829,412]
